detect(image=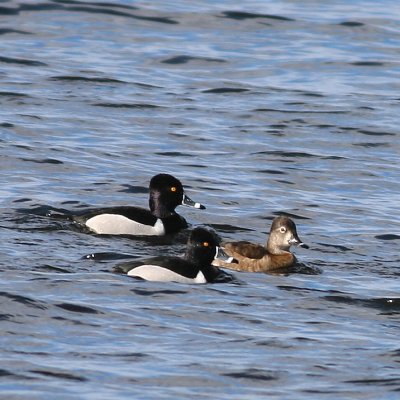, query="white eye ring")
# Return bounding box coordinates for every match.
[279,226,287,233]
